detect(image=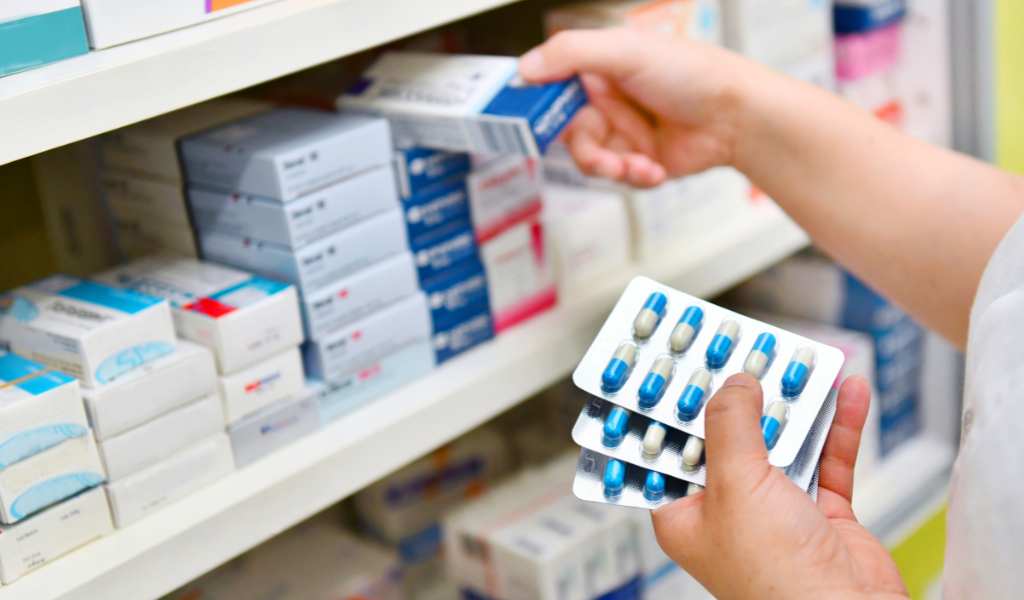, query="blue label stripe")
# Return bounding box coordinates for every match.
[210,276,290,301]
[0,352,74,394]
[57,280,164,314]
